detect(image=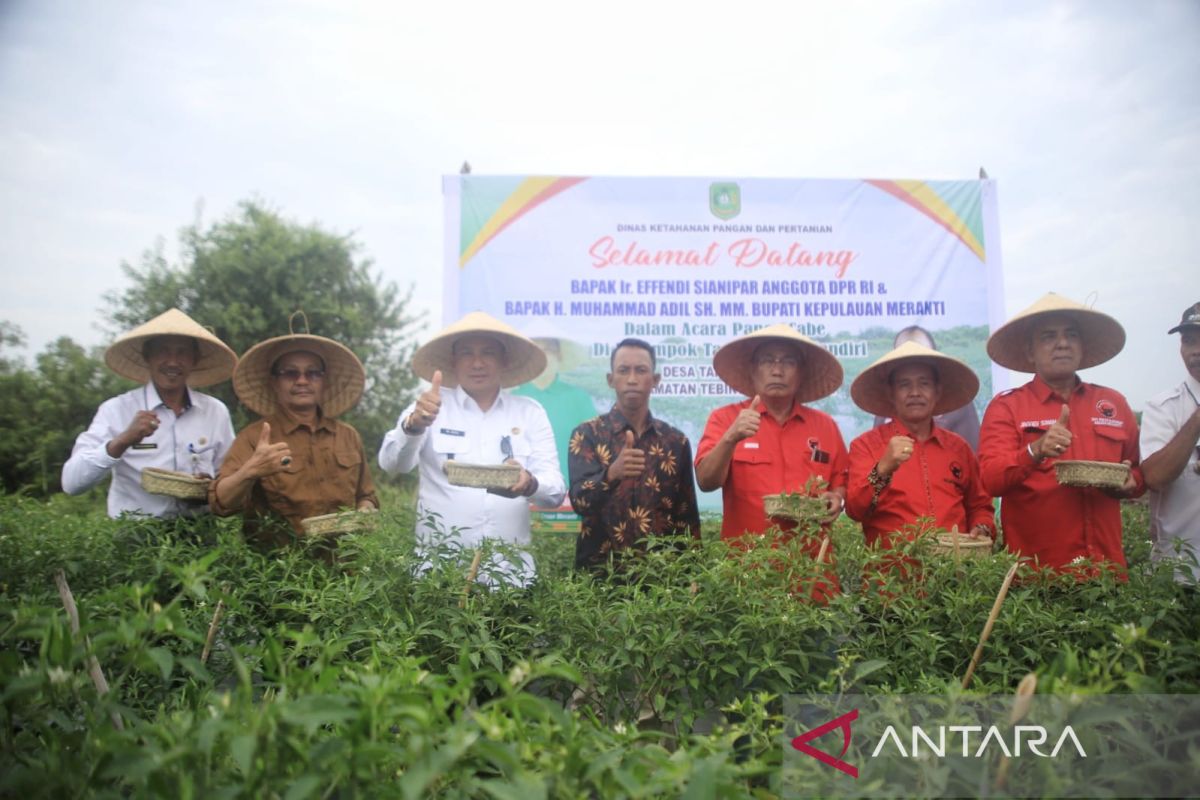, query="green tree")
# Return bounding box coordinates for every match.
[105,200,424,454]
[0,326,132,496]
